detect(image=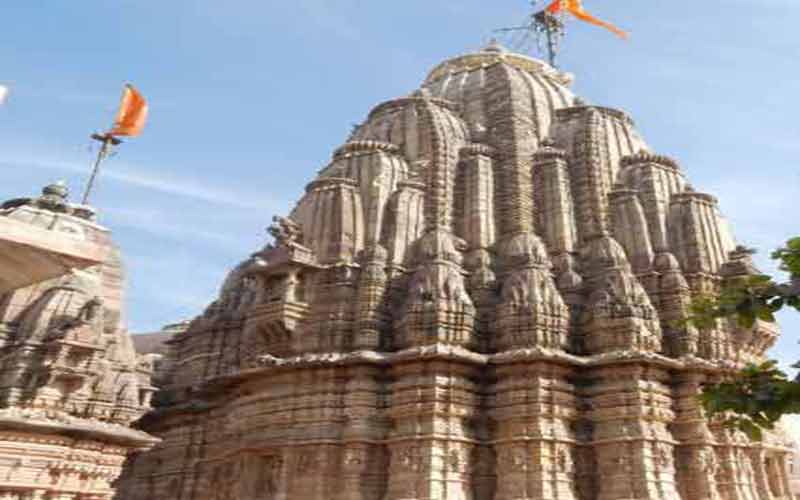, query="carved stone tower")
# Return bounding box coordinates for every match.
[118,44,793,499]
[0,184,158,499]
